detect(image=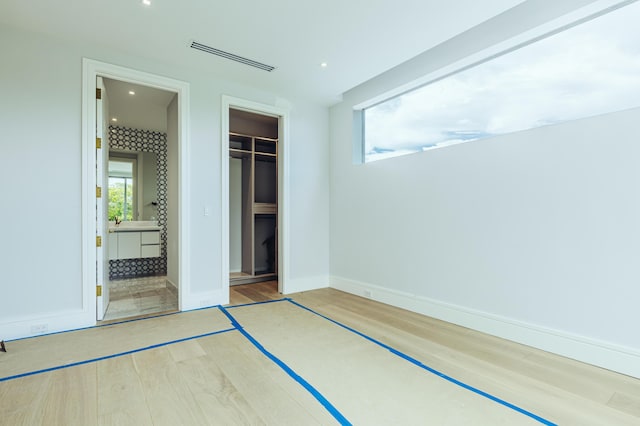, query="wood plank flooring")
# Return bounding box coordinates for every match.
[229,280,280,305]
[229,300,541,424]
[0,308,229,380]
[0,281,638,425]
[291,289,640,425]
